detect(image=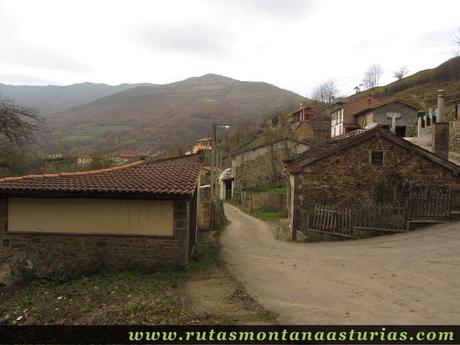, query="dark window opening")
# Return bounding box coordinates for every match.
[395,126,406,137]
[371,150,384,165]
